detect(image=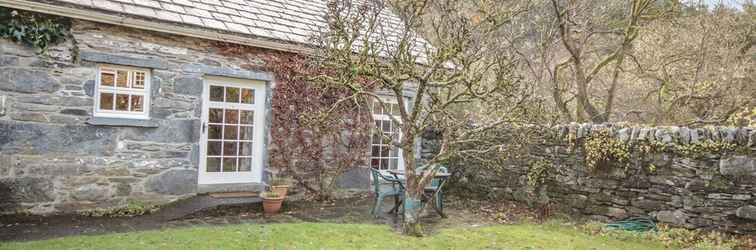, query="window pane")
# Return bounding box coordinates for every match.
[239,142,253,156]
[210,86,224,102]
[241,89,254,104]
[115,94,129,111]
[133,72,145,89]
[130,95,143,112]
[239,126,253,140]
[208,125,222,139]
[382,120,390,132]
[207,141,222,156]
[390,147,399,157]
[238,158,251,172]
[99,92,114,110]
[101,71,115,86]
[226,87,240,103]
[207,158,221,172]
[240,110,253,125]
[225,109,238,124]
[380,146,389,158]
[223,158,237,172]
[223,142,238,156]
[116,70,128,88]
[371,146,380,157]
[380,159,389,170]
[371,134,380,144]
[390,159,399,170]
[224,125,238,140]
[209,108,223,123]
